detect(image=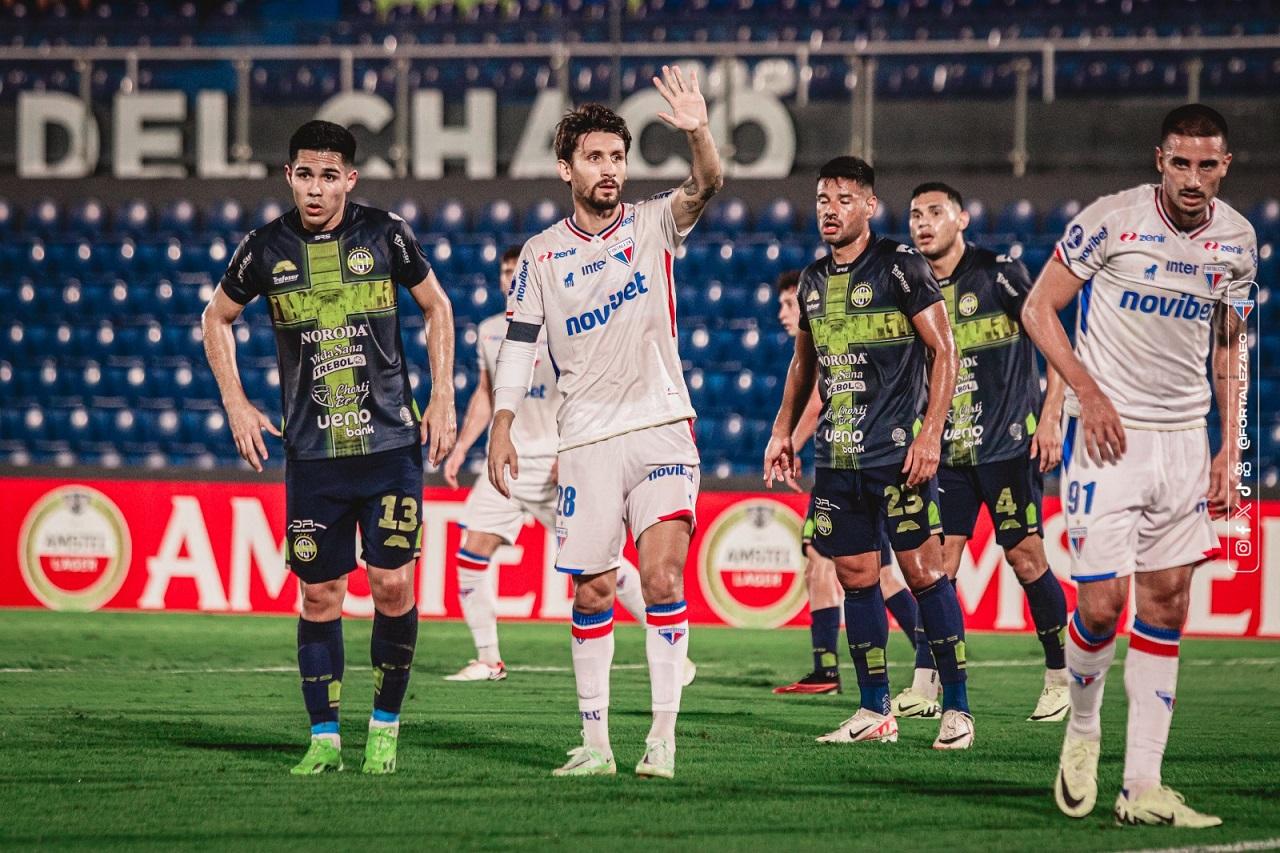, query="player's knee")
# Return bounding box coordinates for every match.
[301,580,344,619]
[573,575,615,614]
[1005,537,1048,583]
[834,562,878,591]
[1076,588,1125,636]
[368,569,413,613]
[640,567,683,607]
